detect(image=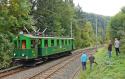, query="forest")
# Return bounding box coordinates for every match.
[0,0,110,69]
